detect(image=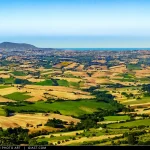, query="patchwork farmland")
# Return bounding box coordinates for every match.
[0,46,150,146]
